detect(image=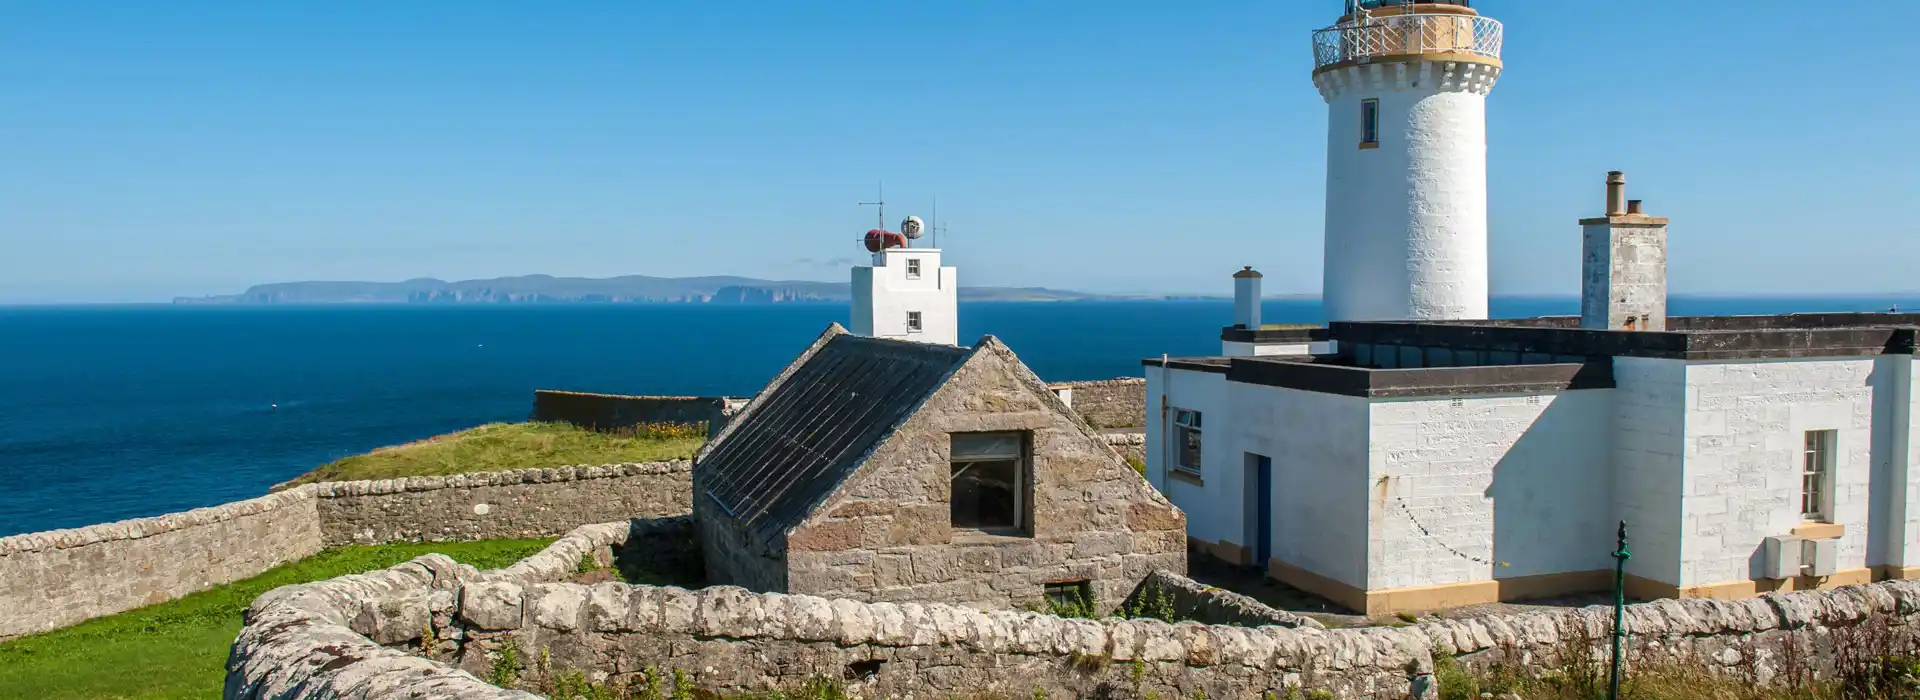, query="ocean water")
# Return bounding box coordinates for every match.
[3,296,1918,537]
